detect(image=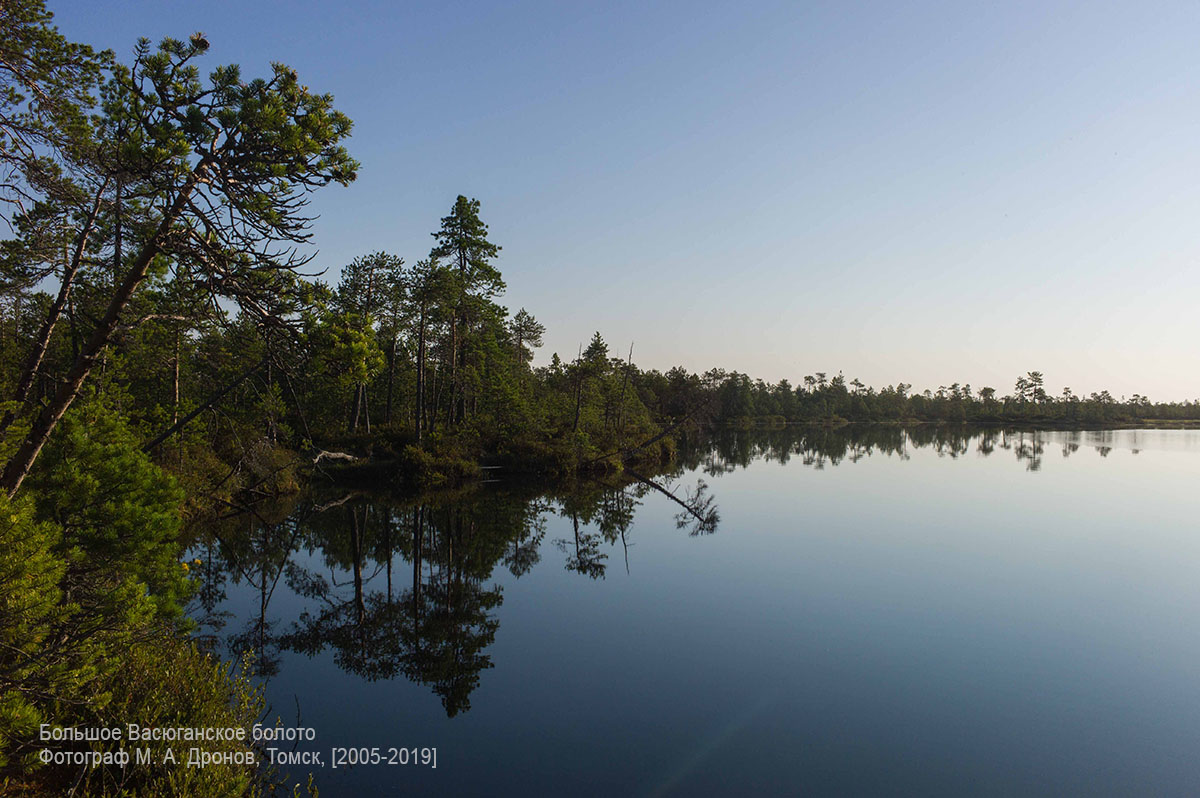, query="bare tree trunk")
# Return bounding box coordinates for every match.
[617,342,633,434]
[449,316,458,426]
[278,360,312,442]
[572,344,584,433]
[415,307,426,444]
[349,384,362,432]
[429,363,440,433]
[573,377,583,433]
[385,335,396,425]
